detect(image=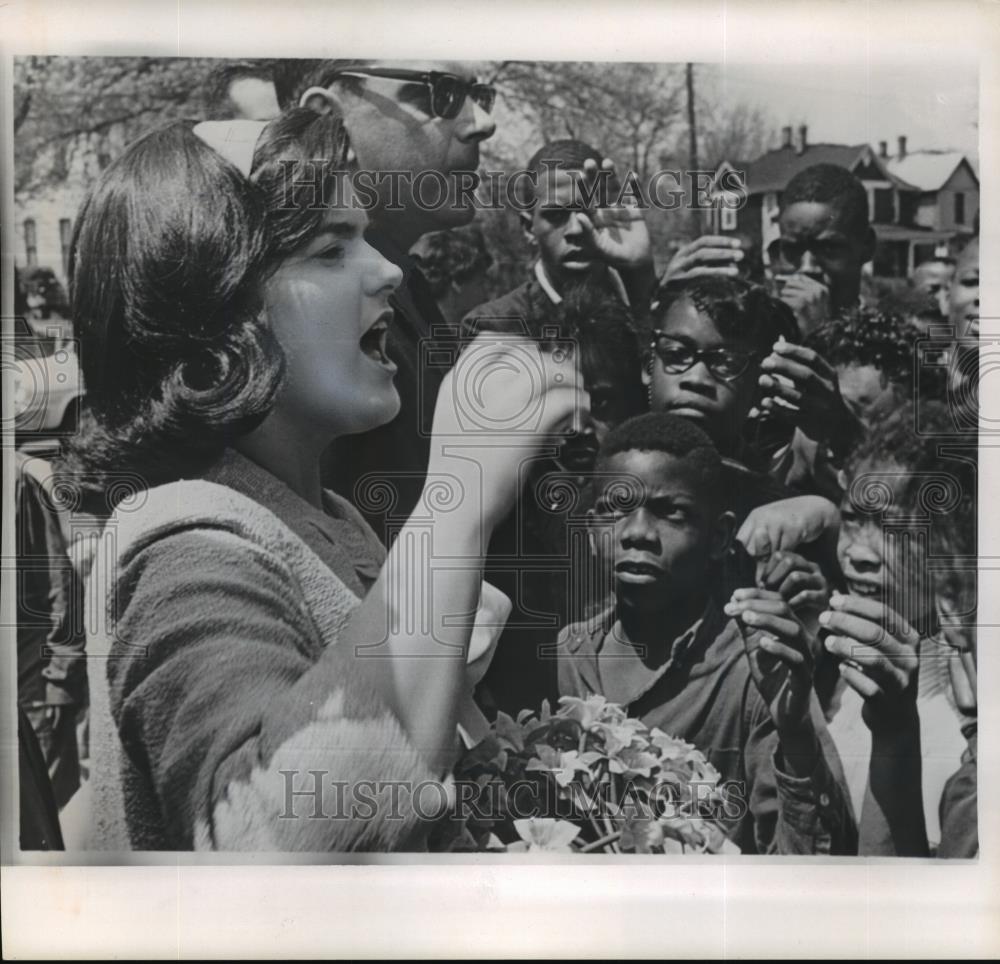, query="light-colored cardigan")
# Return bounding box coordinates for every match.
[83,479,444,852]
